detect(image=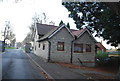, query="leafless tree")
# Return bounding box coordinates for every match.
[24,12,55,45]
[2,21,16,51]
